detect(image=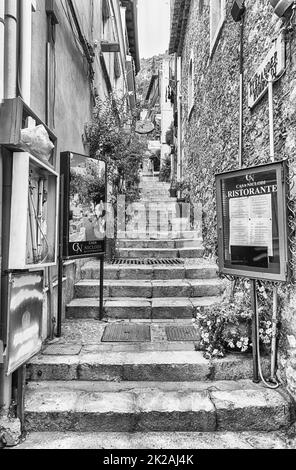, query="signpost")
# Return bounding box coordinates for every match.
[216,161,289,384]
[57,152,107,334]
[135,120,155,135]
[60,152,107,259]
[248,32,285,109]
[216,161,289,282]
